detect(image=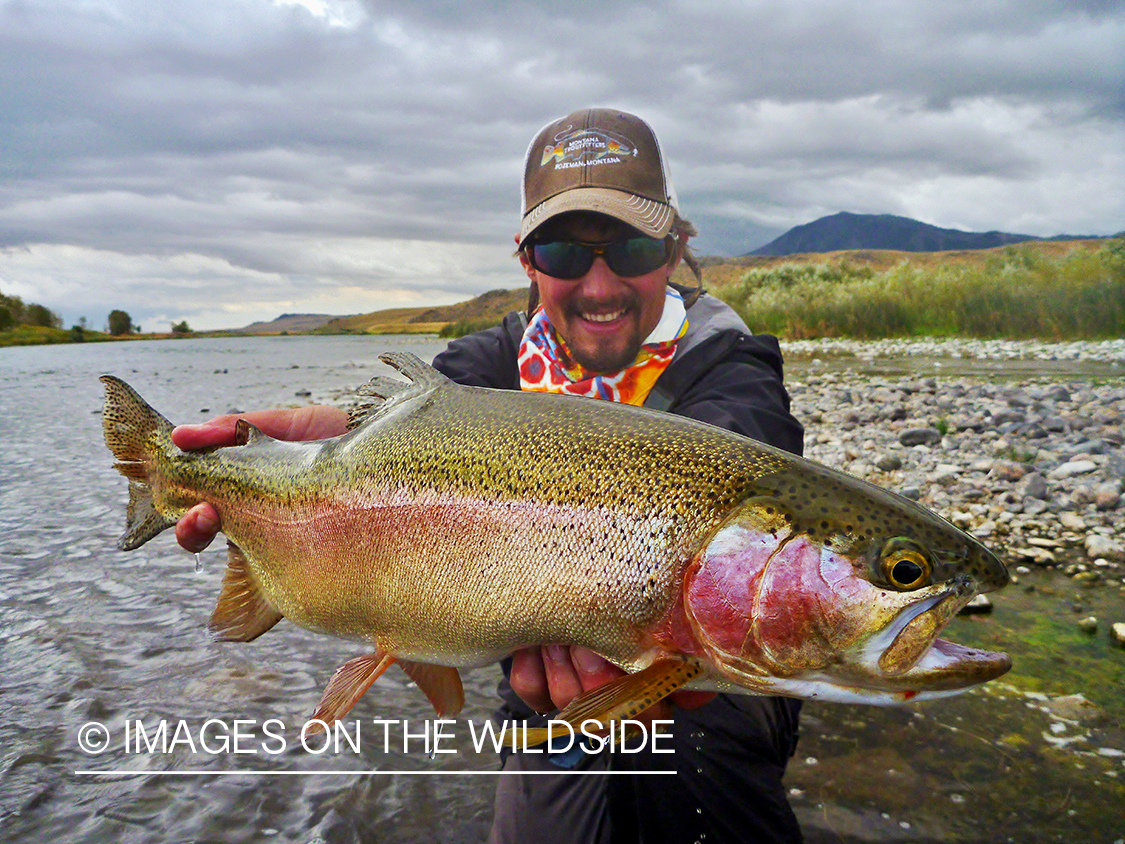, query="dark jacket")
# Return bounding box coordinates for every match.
[432,293,805,844]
